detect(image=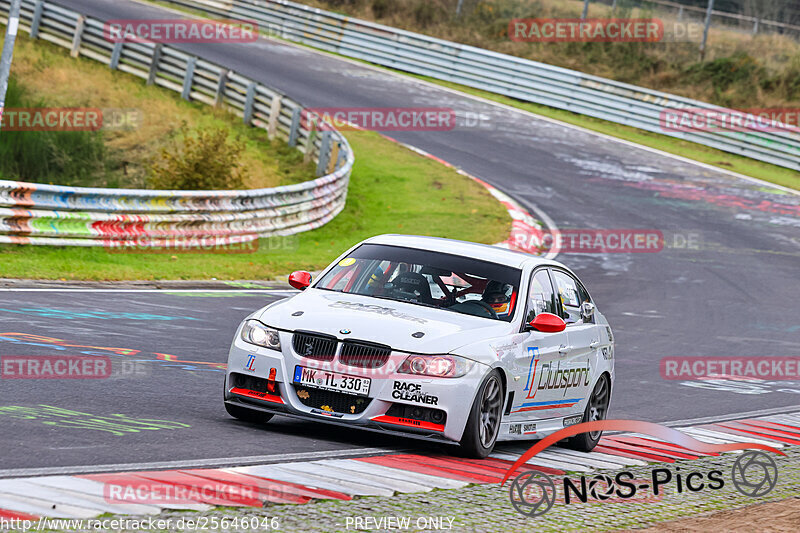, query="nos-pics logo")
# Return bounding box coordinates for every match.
[503,420,782,517]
